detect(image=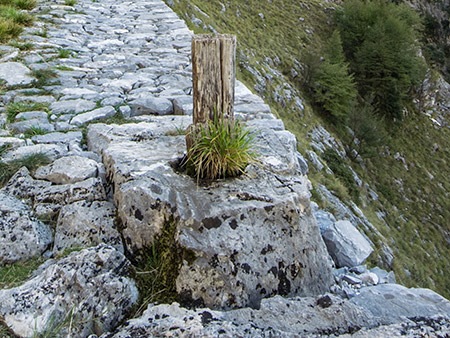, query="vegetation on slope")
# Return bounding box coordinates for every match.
[167,0,450,298]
